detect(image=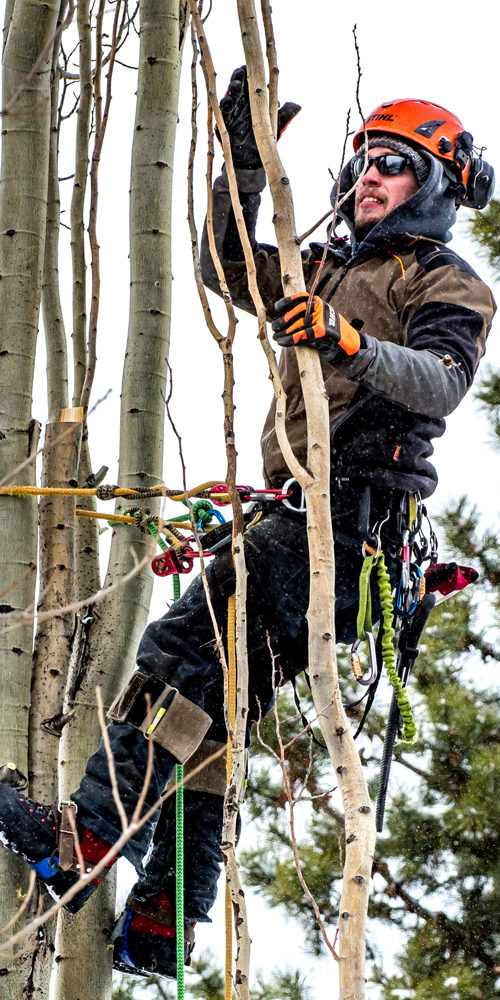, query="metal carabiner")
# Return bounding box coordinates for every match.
[197,507,226,530]
[350,631,378,686]
[281,477,306,513]
[361,512,390,559]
